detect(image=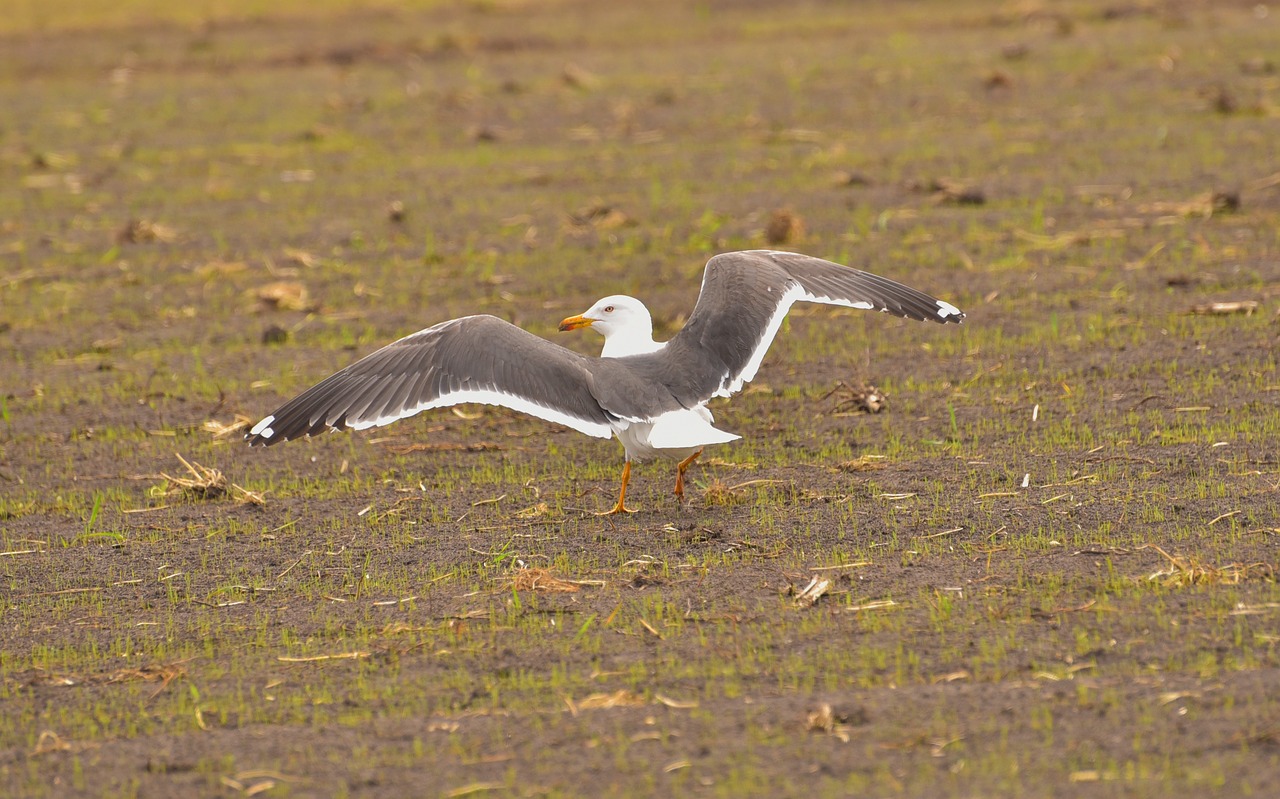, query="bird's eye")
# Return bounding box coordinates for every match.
[604,305,614,313]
